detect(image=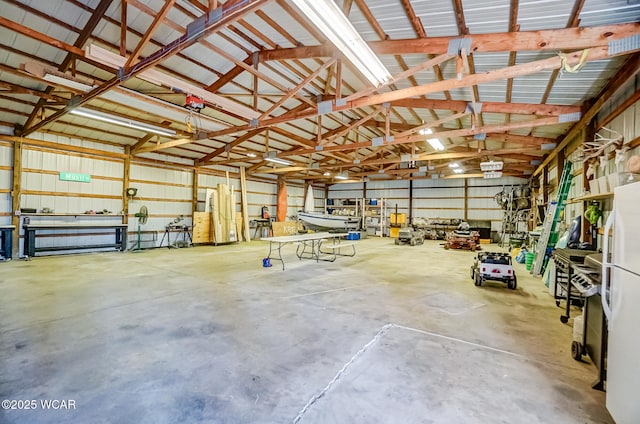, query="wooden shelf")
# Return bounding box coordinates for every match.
[566,192,613,204]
